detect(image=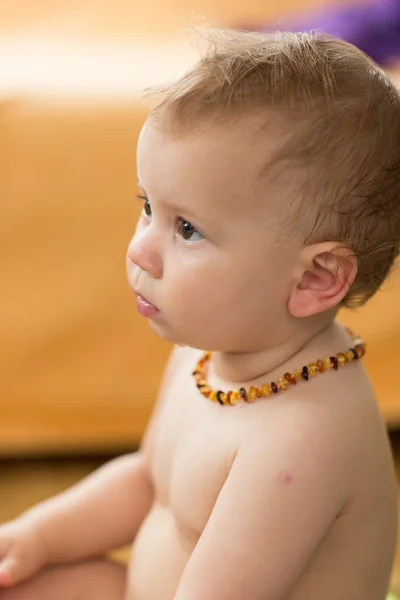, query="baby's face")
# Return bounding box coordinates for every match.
[127,117,301,352]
